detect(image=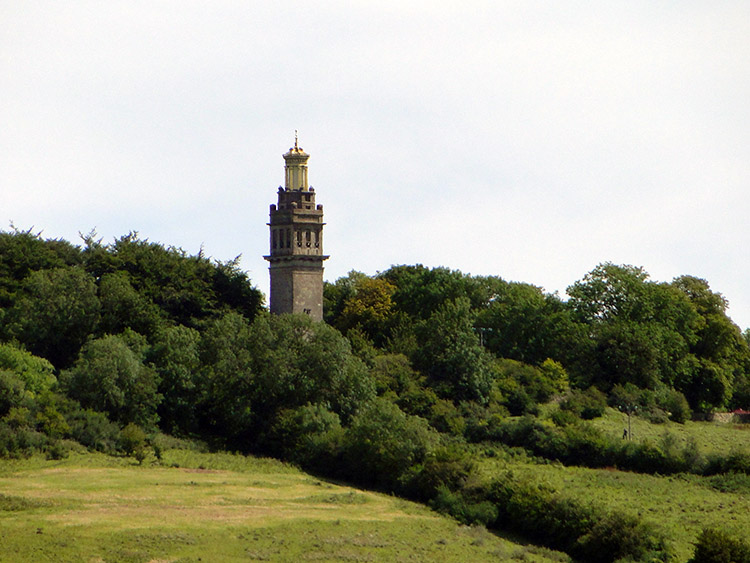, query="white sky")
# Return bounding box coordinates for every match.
[2,2,750,328]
